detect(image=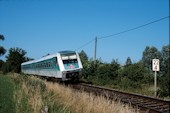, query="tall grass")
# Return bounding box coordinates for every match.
[45,81,138,113]
[0,75,15,113]
[9,73,70,113]
[8,73,138,113]
[11,74,43,113]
